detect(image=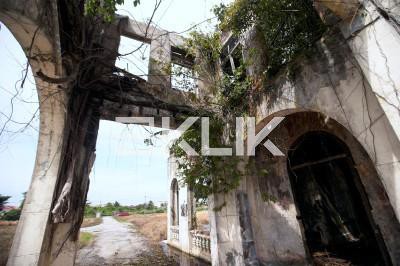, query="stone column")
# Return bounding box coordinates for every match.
[208,190,245,266]
[7,78,68,265]
[148,34,171,90]
[1,7,99,264]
